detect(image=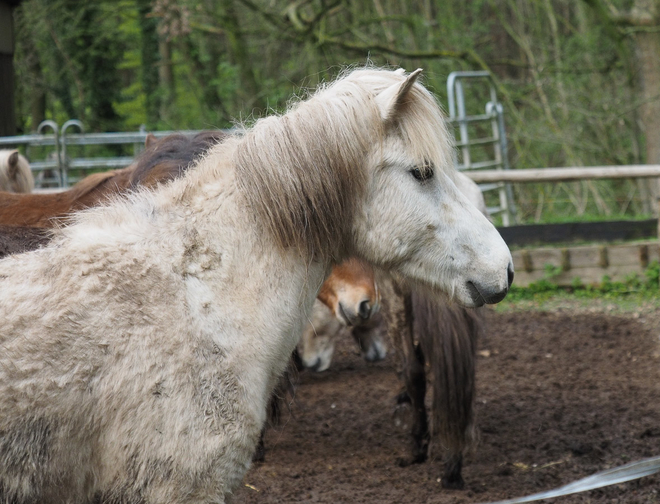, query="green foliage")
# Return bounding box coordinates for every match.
[9,0,656,223]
